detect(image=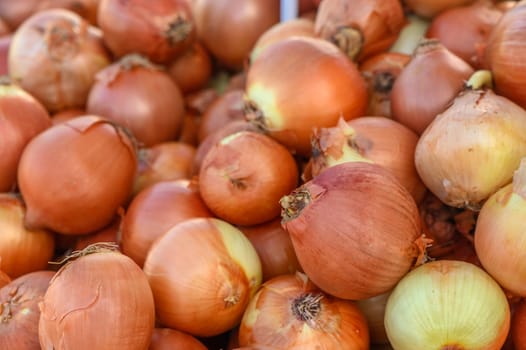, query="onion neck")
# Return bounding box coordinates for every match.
[330,26,363,61]
[164,16,193,45]
[374,71,396,94]
[280,189,311,222]
[513,158,526,199]
[51,242,119,265]
[465,70,494,90]
[291,293,323,327]
[46,23,79,61]
[244,100,268,132]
